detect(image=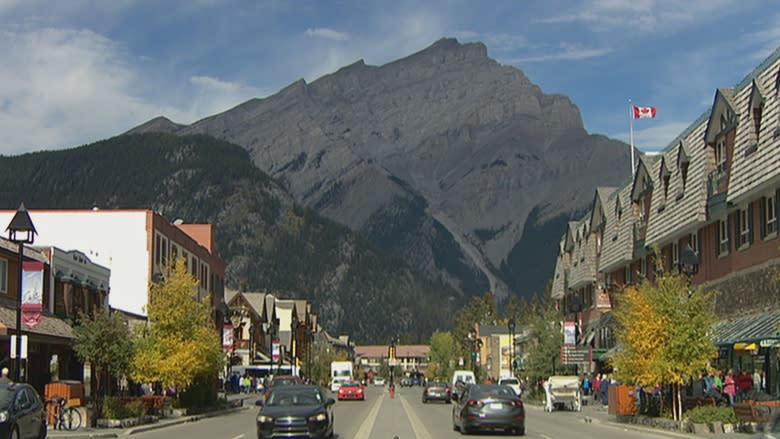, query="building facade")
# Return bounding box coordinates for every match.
[551,46,780,389]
